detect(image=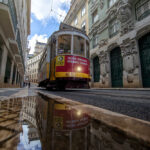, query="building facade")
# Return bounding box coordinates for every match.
[0,0,31,88]
[89,0,150,88]
[63,0,89,34]
[26,42,46,83]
